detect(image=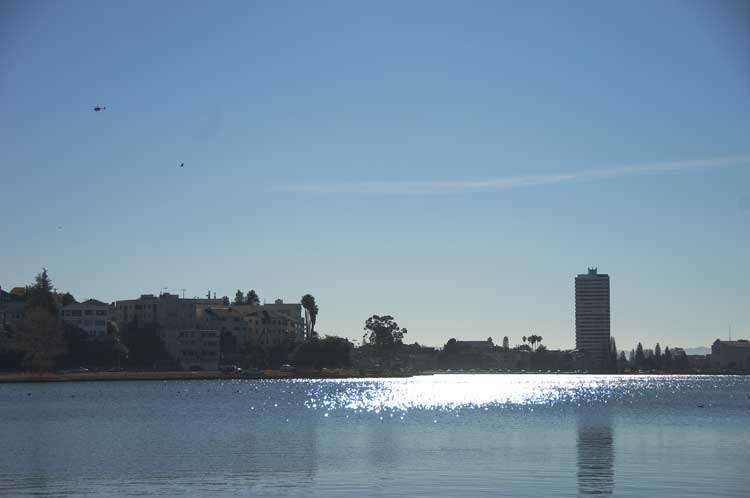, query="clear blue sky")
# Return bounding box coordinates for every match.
[2,0,749,350]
